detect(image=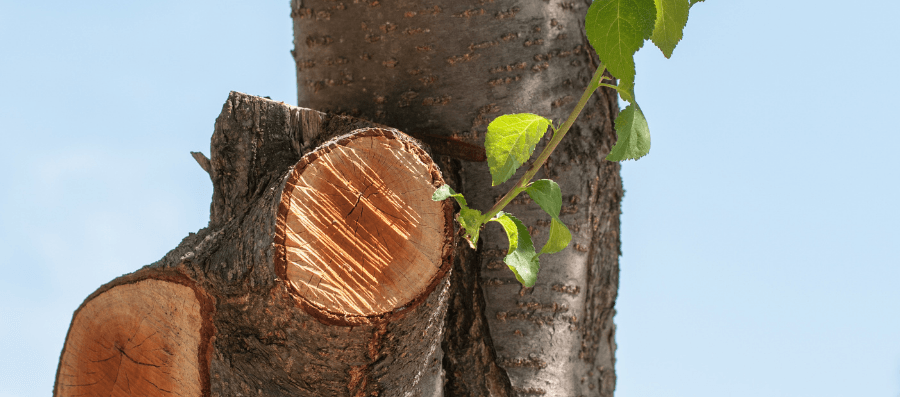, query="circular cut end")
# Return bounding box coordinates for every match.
[278,129,447,317]
[56,279,205,397]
